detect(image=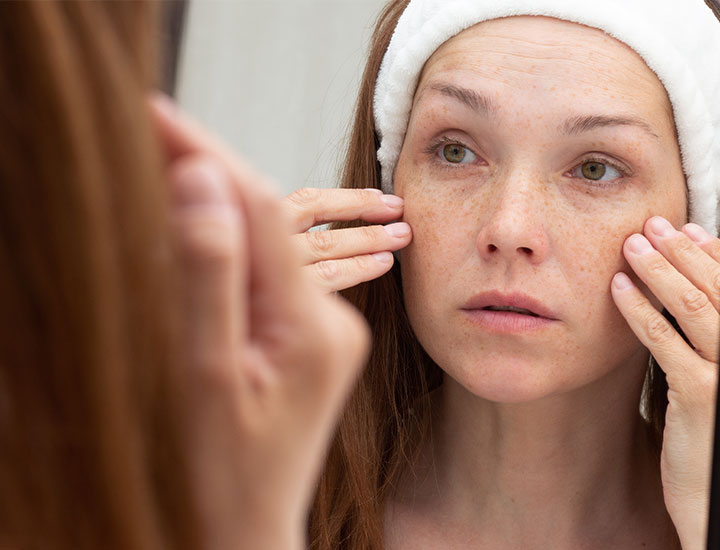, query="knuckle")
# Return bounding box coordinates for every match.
[314,259,341,283]
[674,235,697,256]
[673,366,716,411]
[711,269,720,296]
[284,187,322,231]
[359,225,381,243]
[645,256,670,277]
[286,187,320,210]
[352,187,375,203]
[352,254,374,270]
[307,230,337,256]
[645,313,674,345]
[174,210,236,269]
[710,240,720,260]
[679,287,711,315]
